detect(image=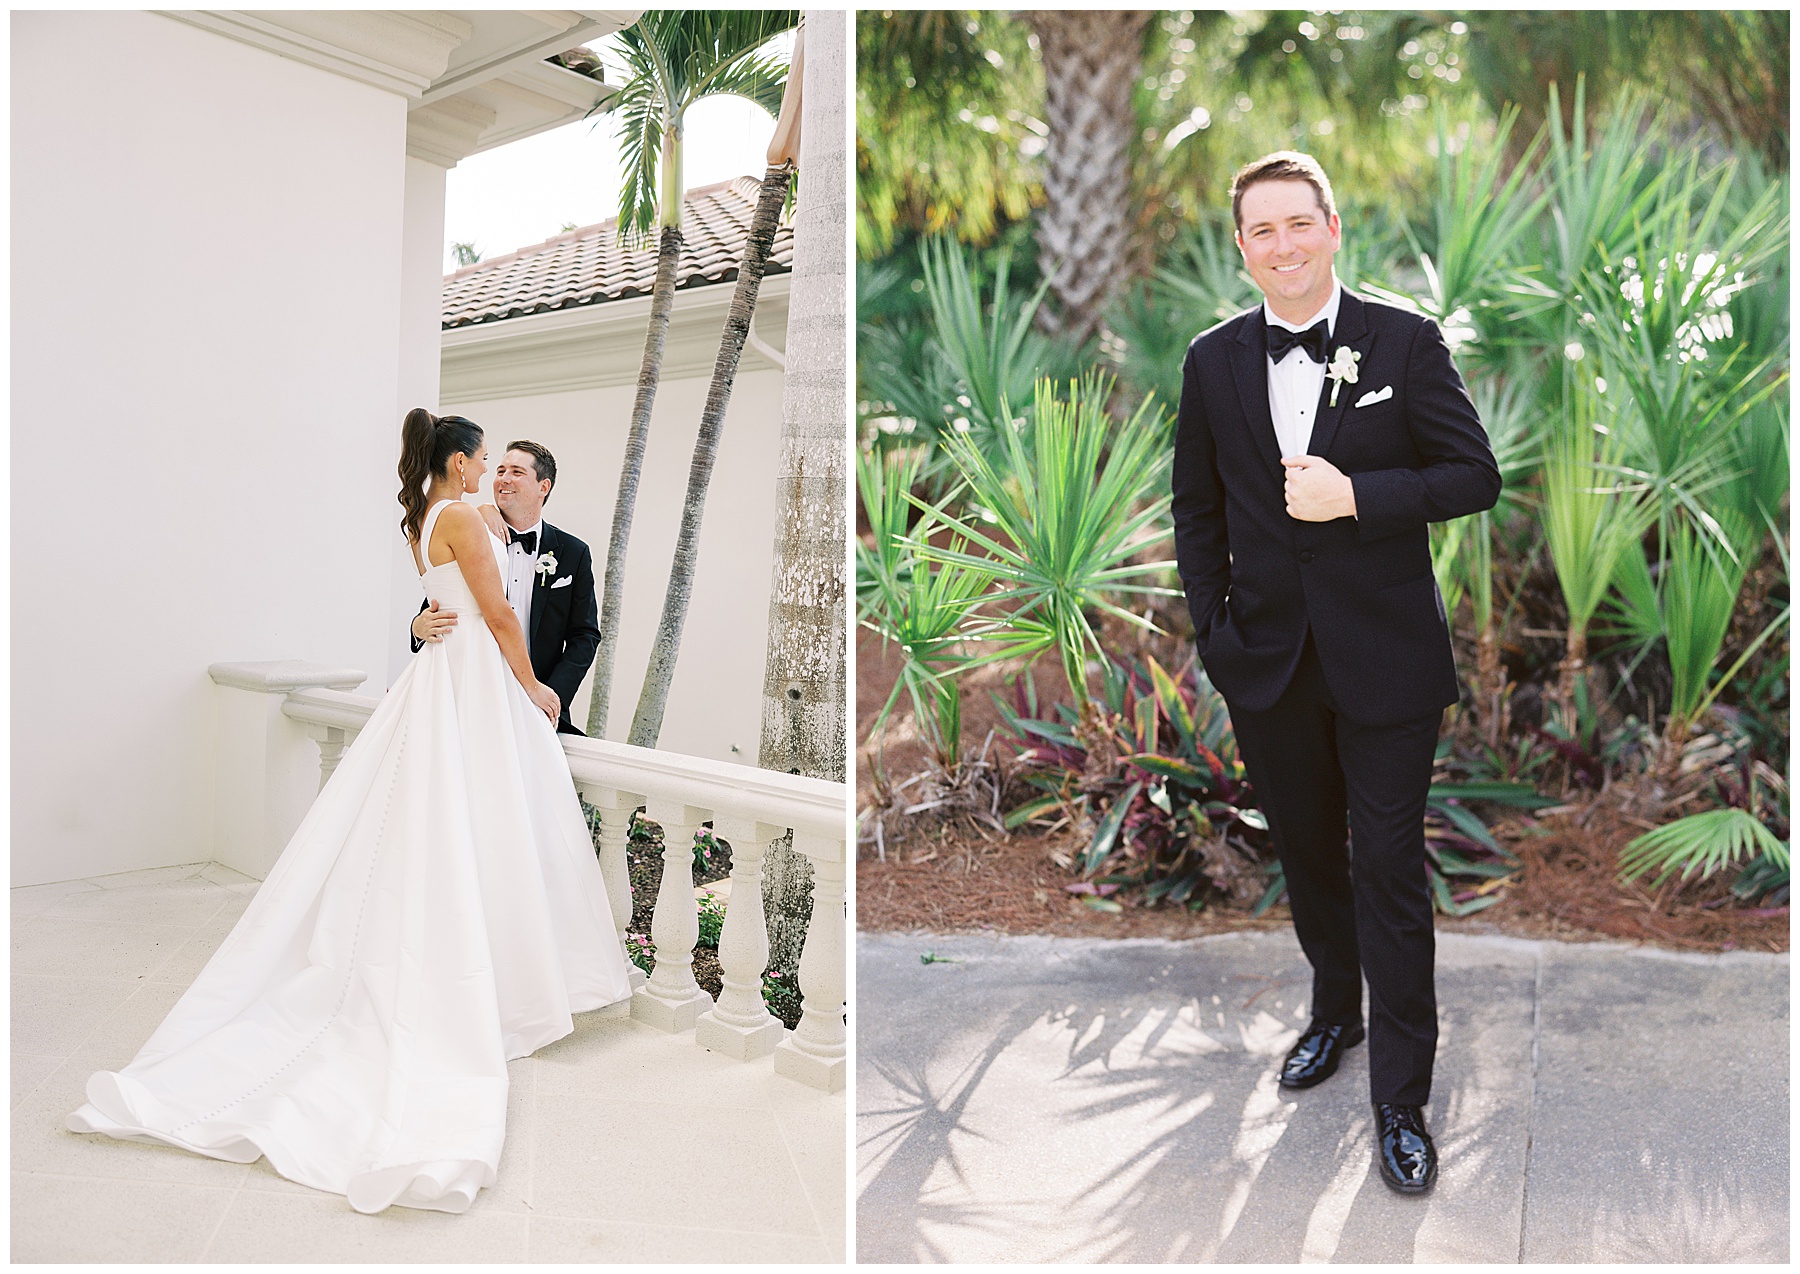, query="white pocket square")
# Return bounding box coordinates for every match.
[1354,385,1393,408]
[550,575,573,589]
